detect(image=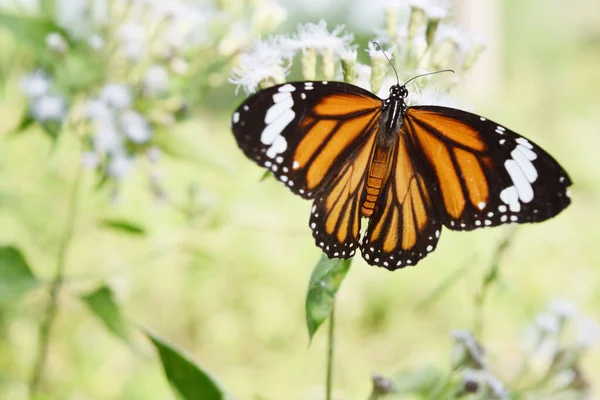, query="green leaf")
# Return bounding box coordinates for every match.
[148,332,226,400]
[305,255,352,341]
[259,170,272,182]
[0,246,39,301]
[0,13,68,63]
[81,286,131,343]
[100,219,146,236]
